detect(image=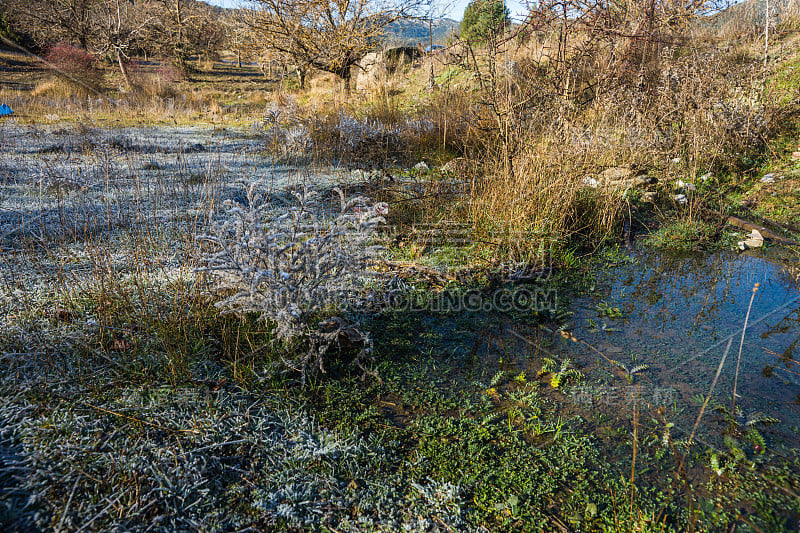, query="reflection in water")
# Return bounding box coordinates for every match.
[511,251,800,448]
